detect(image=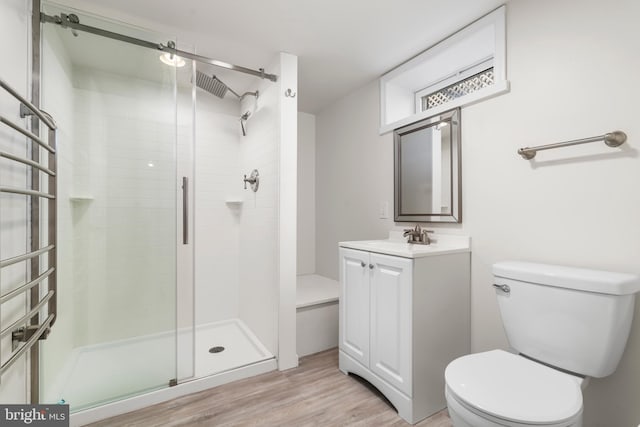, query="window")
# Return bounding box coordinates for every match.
[379,6,508,134]
[420,64,495,111]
